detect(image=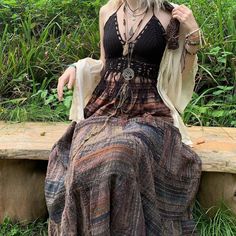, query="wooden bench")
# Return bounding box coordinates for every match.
[0,121,236,223]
